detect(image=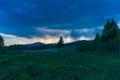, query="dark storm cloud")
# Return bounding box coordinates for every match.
[0,0,111,26]
[0,0,120,39]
